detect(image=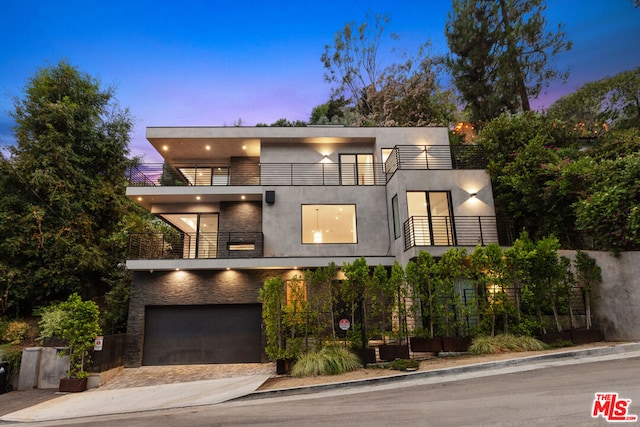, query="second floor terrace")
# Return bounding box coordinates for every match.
[126,145,488,187]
